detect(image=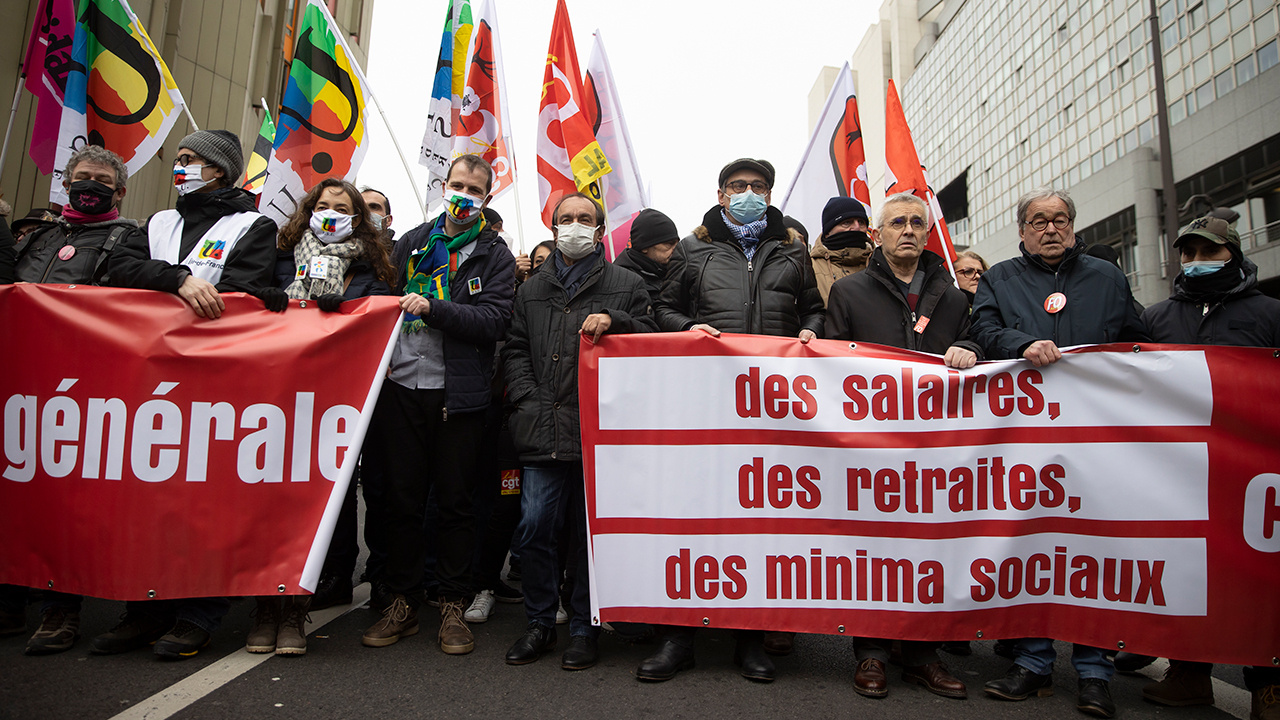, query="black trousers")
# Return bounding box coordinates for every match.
[363,381,484,606]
